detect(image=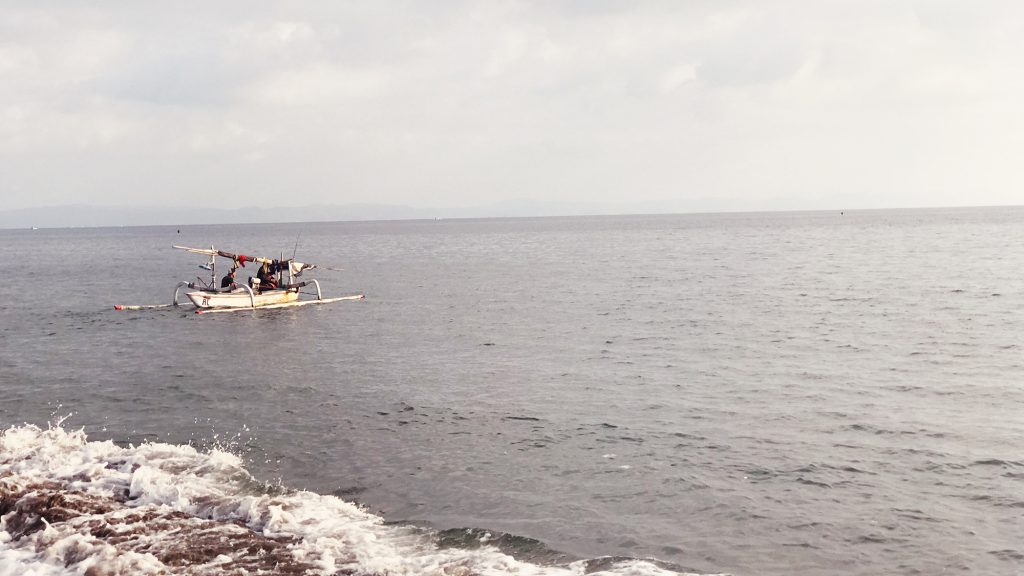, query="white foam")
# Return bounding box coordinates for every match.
[0,424,715,575]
